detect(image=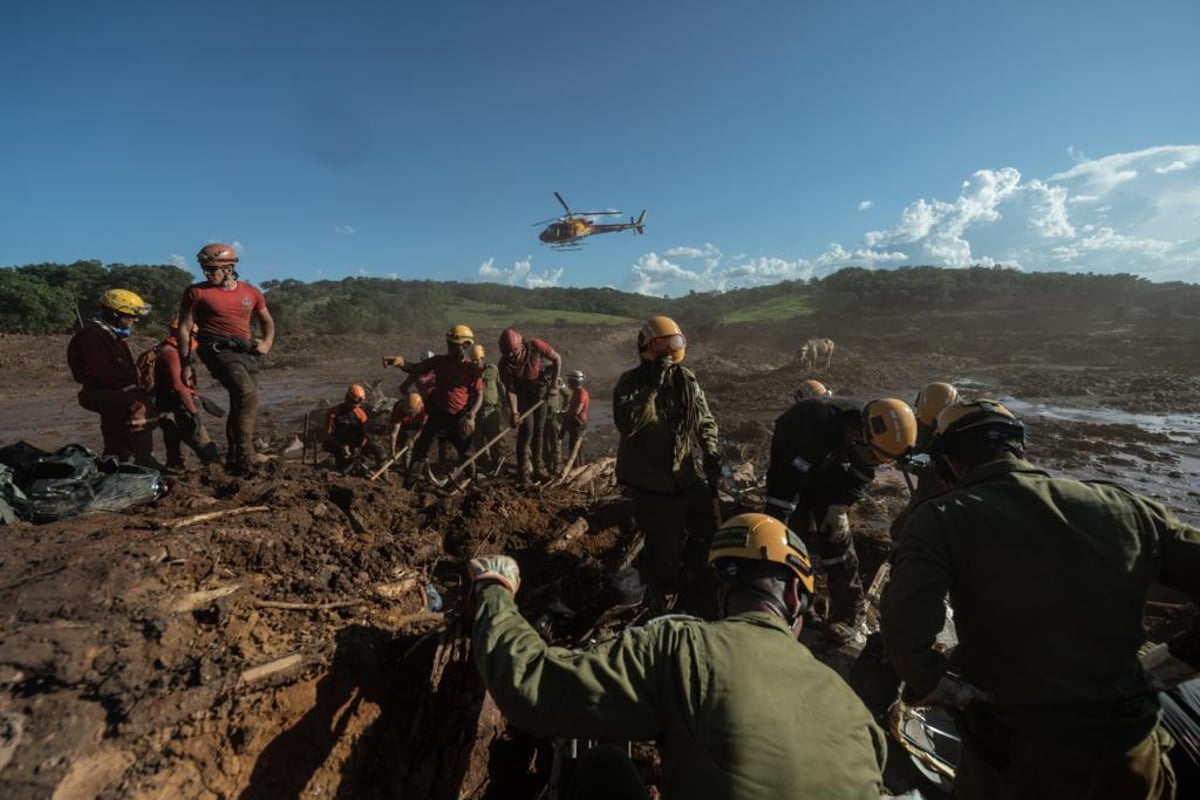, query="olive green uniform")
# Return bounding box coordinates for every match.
[474,362,504,470]
[542,383,570,473]
[473,585,887,799]
[613,361,720,601]
[881,456,1200,799]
